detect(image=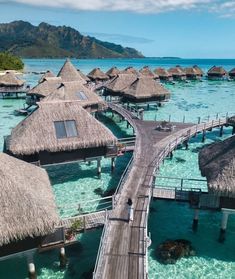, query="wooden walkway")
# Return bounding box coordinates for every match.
[93,103,233,279]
